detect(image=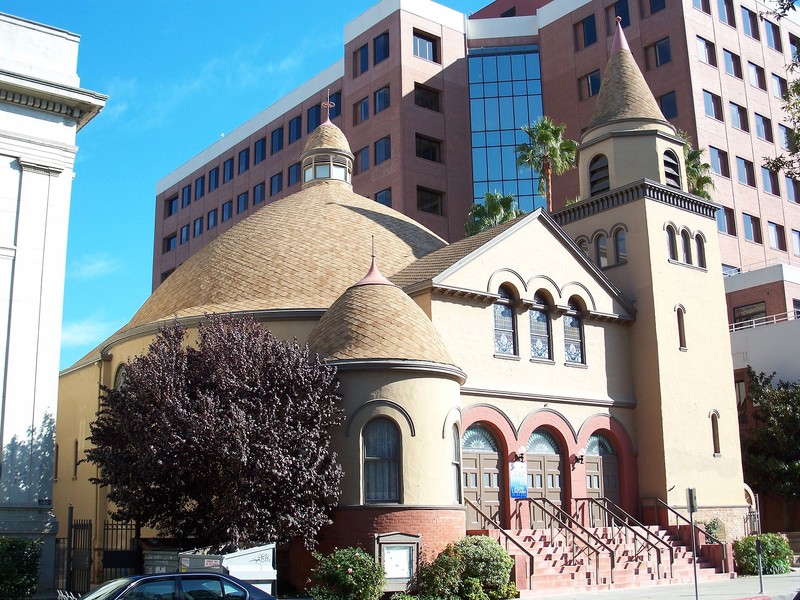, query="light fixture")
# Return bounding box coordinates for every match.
[573,447,586,465]
[515,446,526,462]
